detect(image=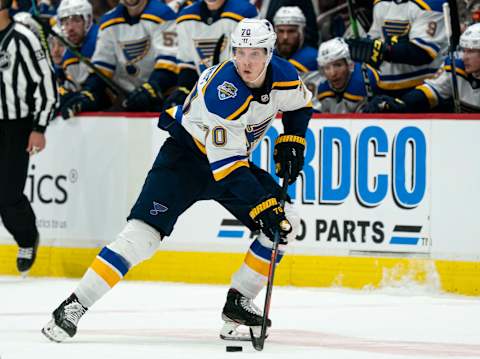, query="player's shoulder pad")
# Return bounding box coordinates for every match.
[202,61,253,121]
[290,45,318,72]
[176,1,202,24]
[270,56,301,90]
[81,23,99,58]
[142,0,177,24]
[62,49,79,69]
[410,0,446,12]
[317,80,335,100]
[99,5,126,31]
[222,0,258,22]
[345,63,368,99]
